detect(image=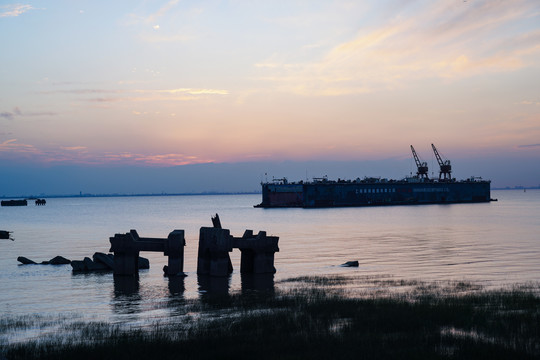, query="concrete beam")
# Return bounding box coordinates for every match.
[109,229,185,276]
